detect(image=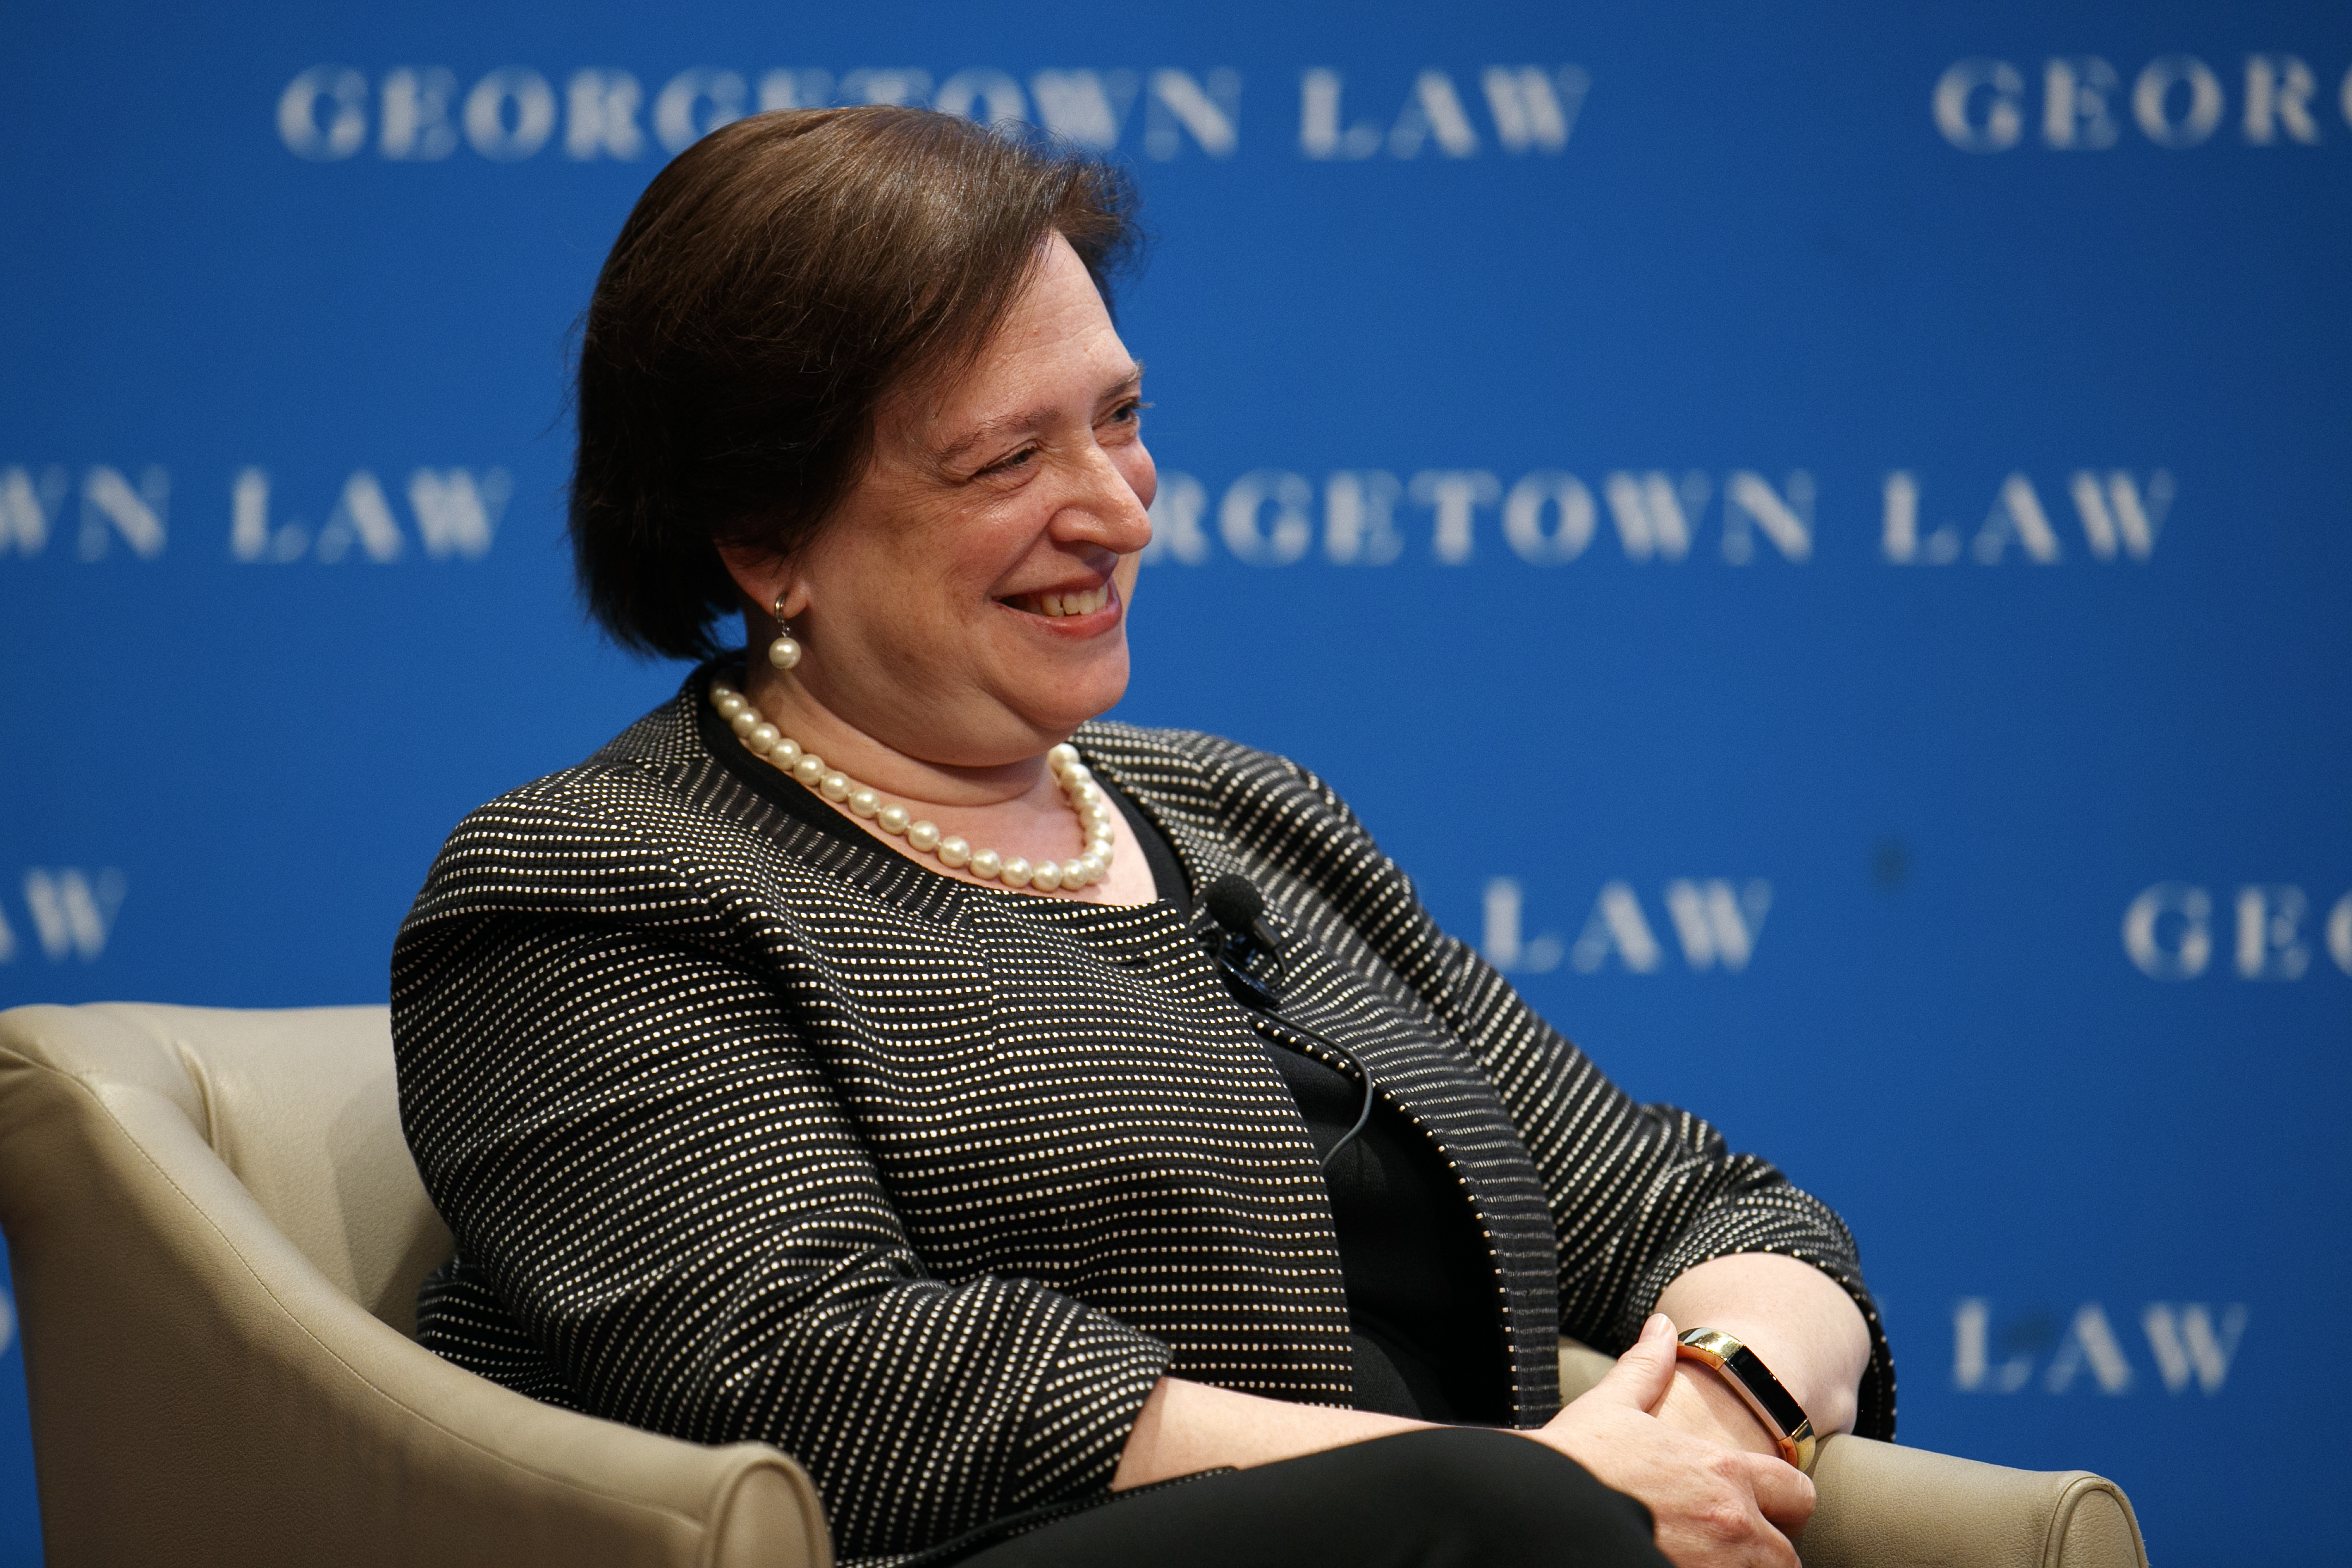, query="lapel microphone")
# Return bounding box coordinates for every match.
[1202,874,1377,1170]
